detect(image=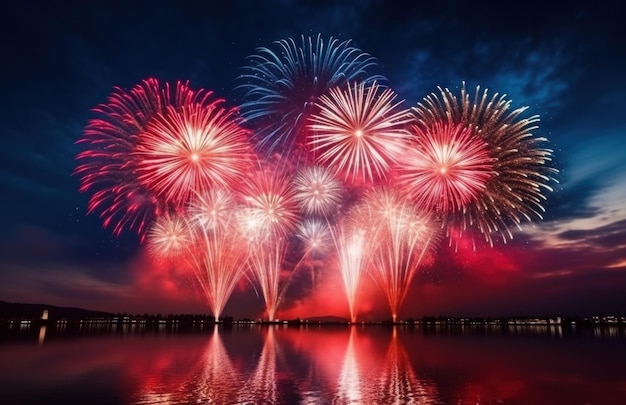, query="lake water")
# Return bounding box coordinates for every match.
[1,323,625,404]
